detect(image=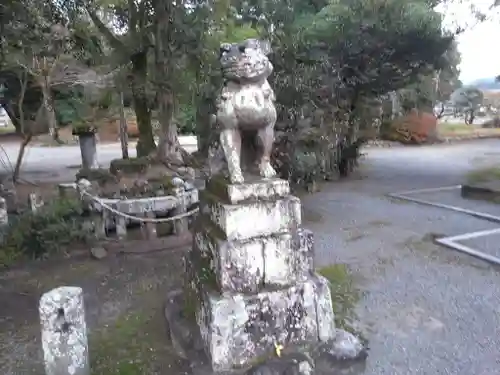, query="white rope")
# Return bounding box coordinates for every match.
[81,190,199,223]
